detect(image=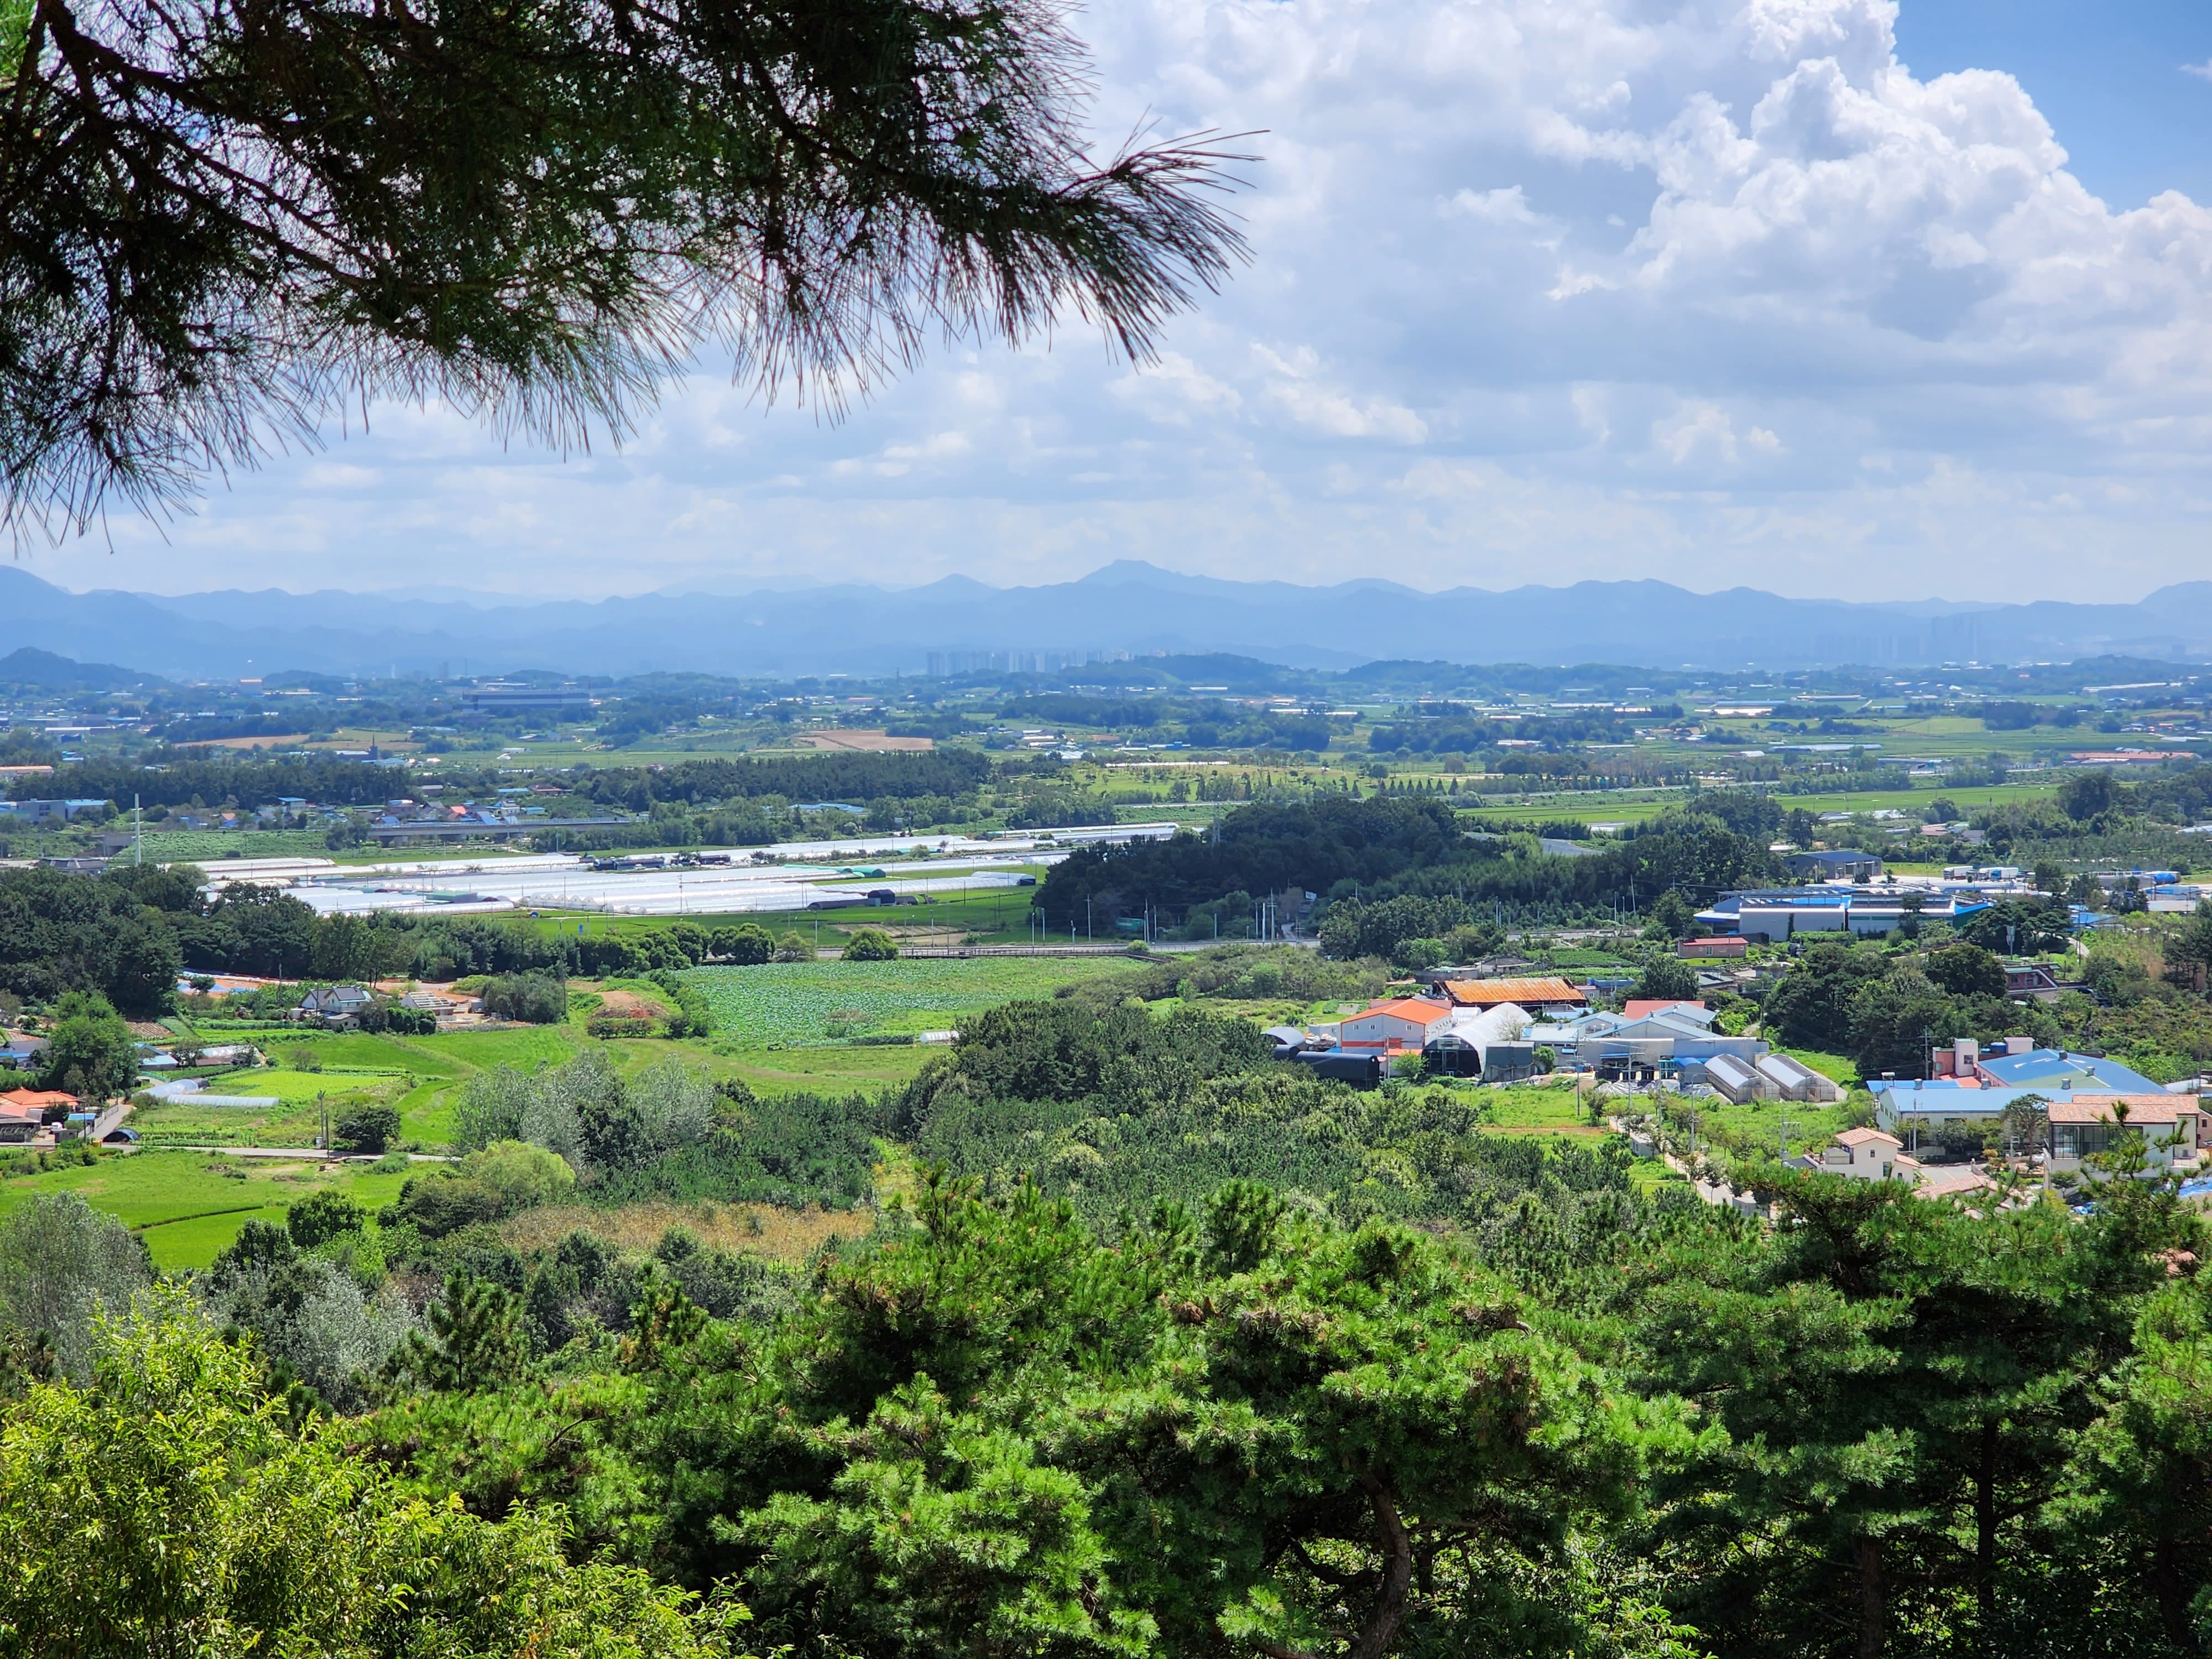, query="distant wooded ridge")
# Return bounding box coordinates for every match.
[6,561,2211,680]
